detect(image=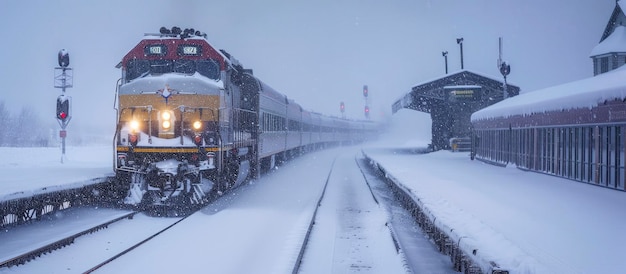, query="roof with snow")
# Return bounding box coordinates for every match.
[590,25,626,57]
[471,65,626,121]
[392,70,519,114]
[599,1,626,42]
